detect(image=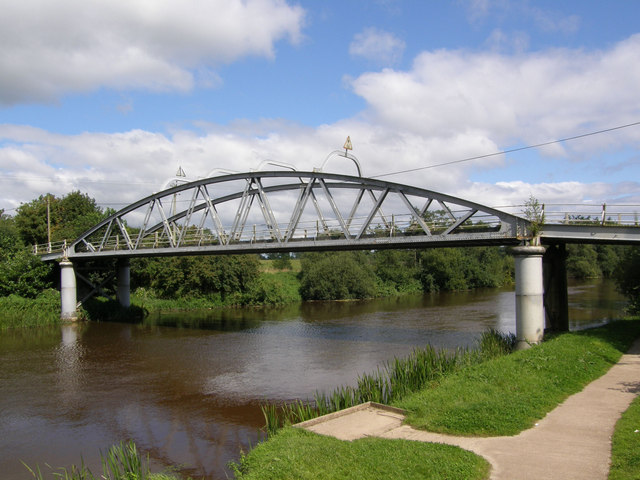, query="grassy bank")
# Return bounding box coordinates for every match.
[609,394,640,479]
[261,329,514,435]
[396,319,640,436]
[230,428,489,480]
[0,289,61,330]
[233,320,640,479]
